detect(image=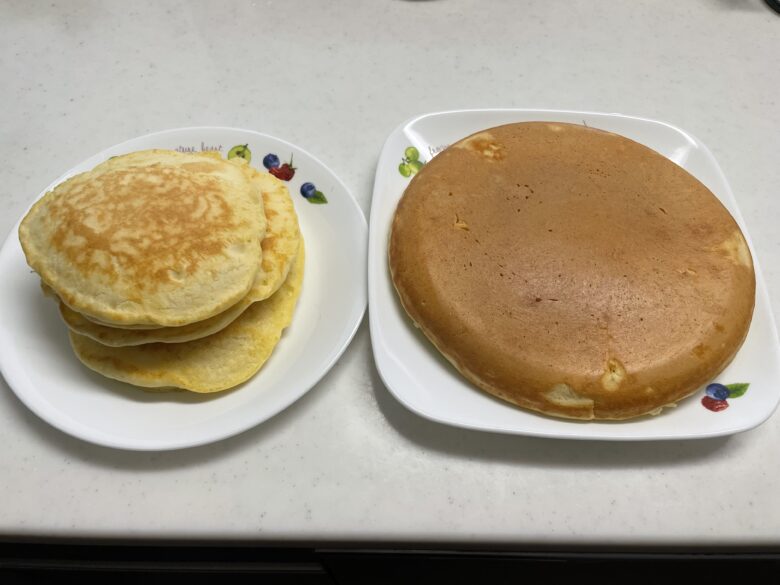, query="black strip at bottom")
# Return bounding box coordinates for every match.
[1,543,779,584]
